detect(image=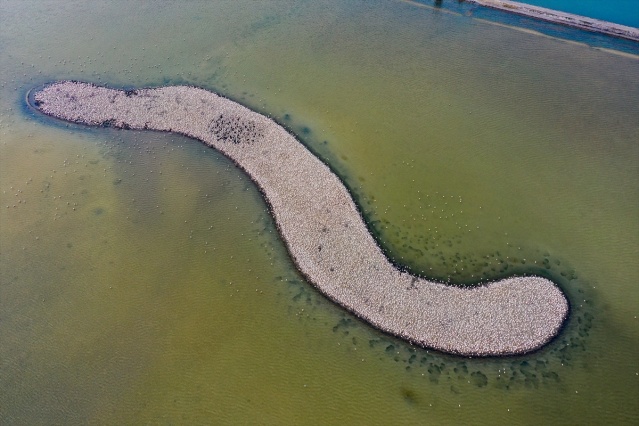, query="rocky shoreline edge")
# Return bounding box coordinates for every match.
[469,0,639,42]
[29,81,569,356]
